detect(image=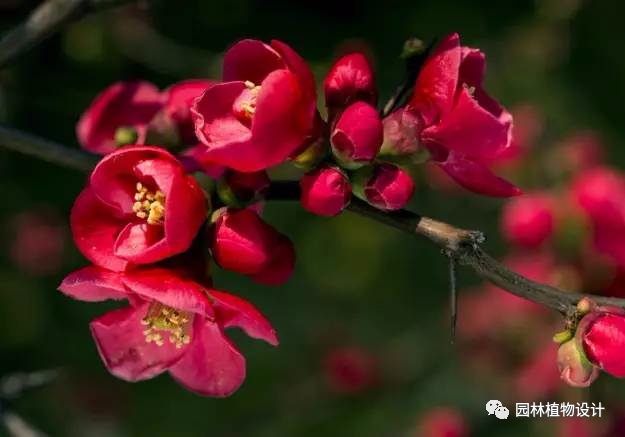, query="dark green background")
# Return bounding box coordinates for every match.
[1,0,624,435]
